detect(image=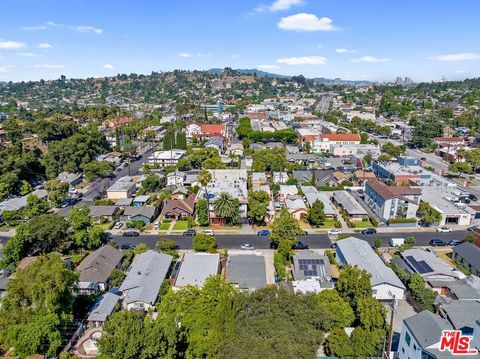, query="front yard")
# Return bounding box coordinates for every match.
[159,222,171,230]
[172,221,189,230]
[351,219,374,228]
